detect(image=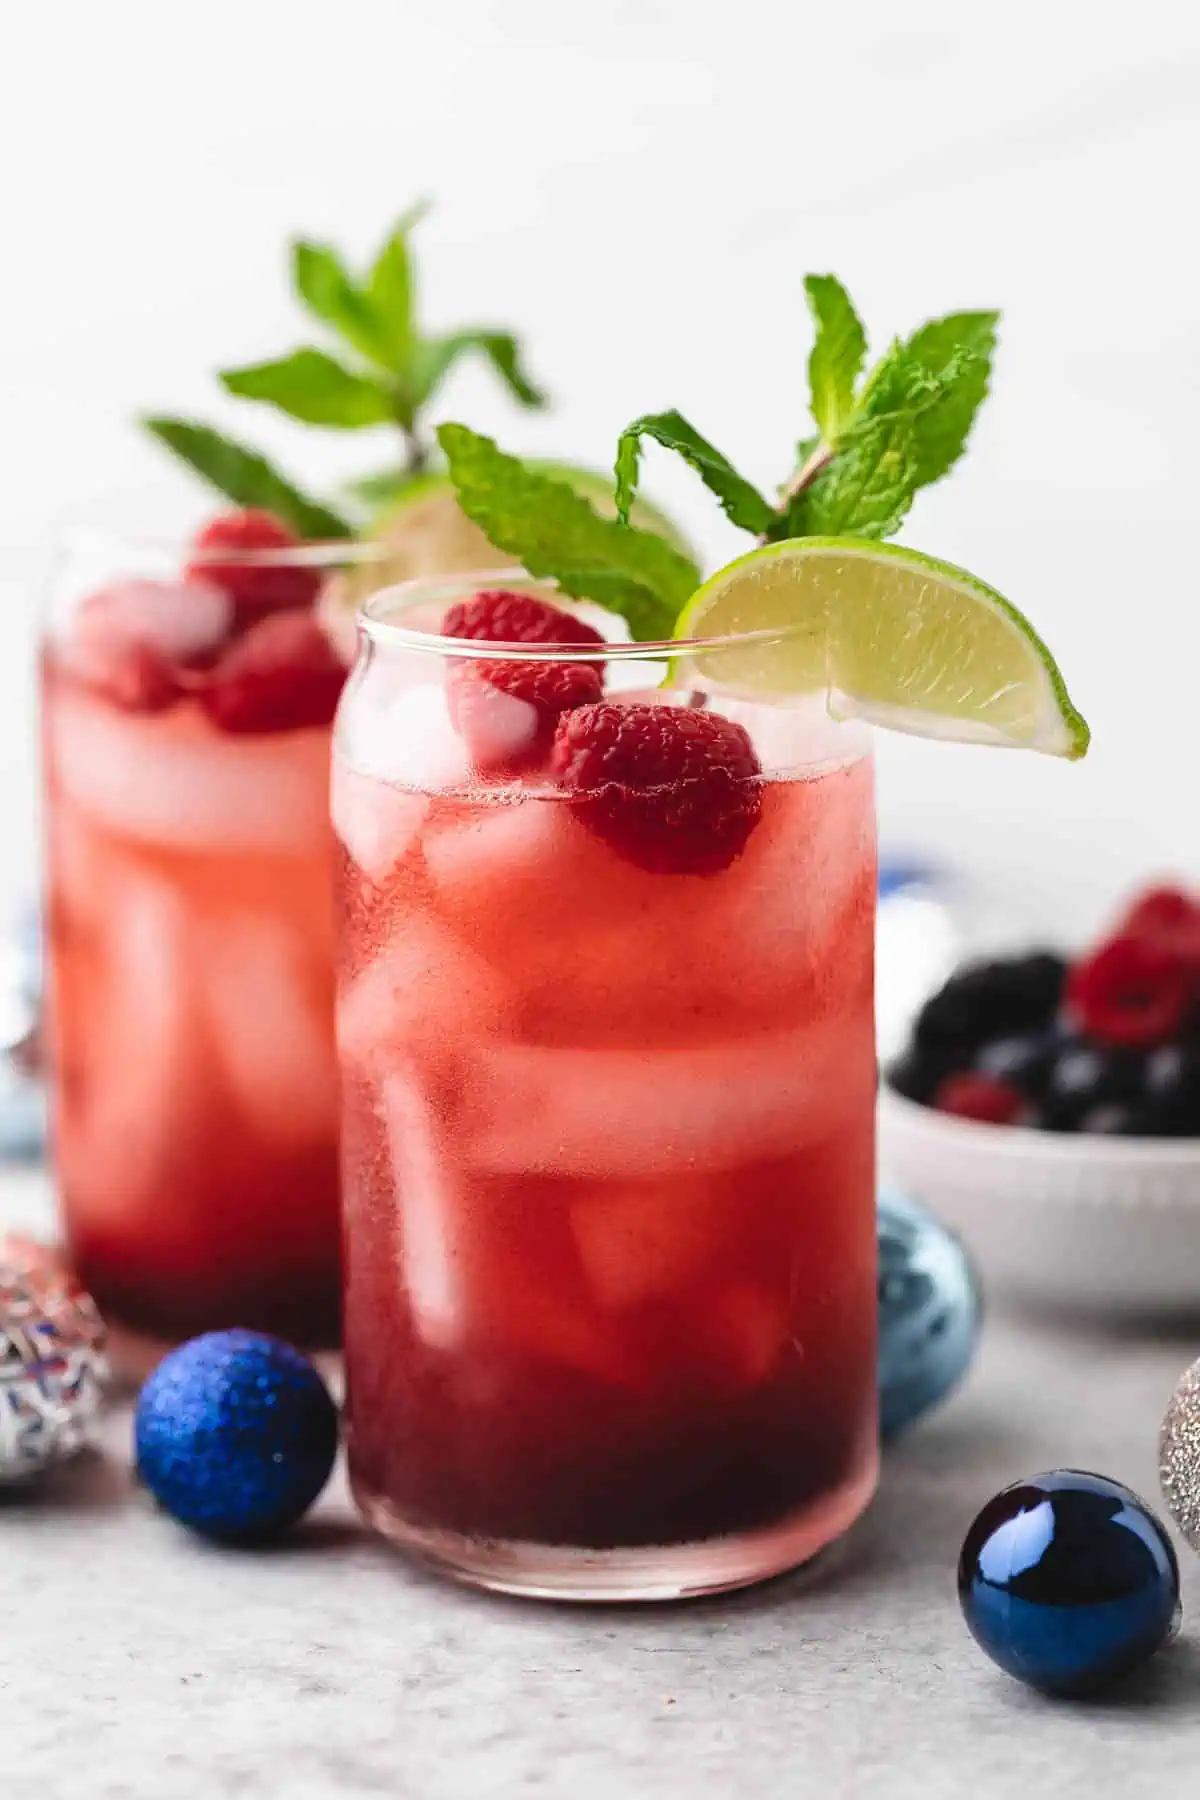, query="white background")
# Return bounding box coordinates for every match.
[3,0,1198,938]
